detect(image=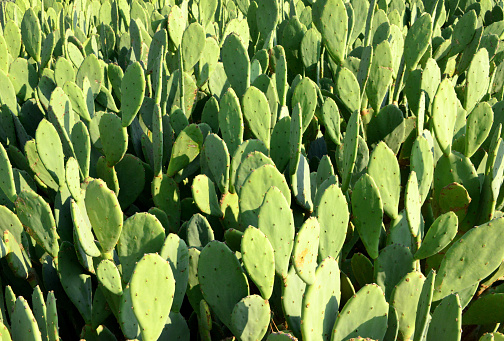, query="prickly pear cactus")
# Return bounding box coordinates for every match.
[0,0,503,339]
